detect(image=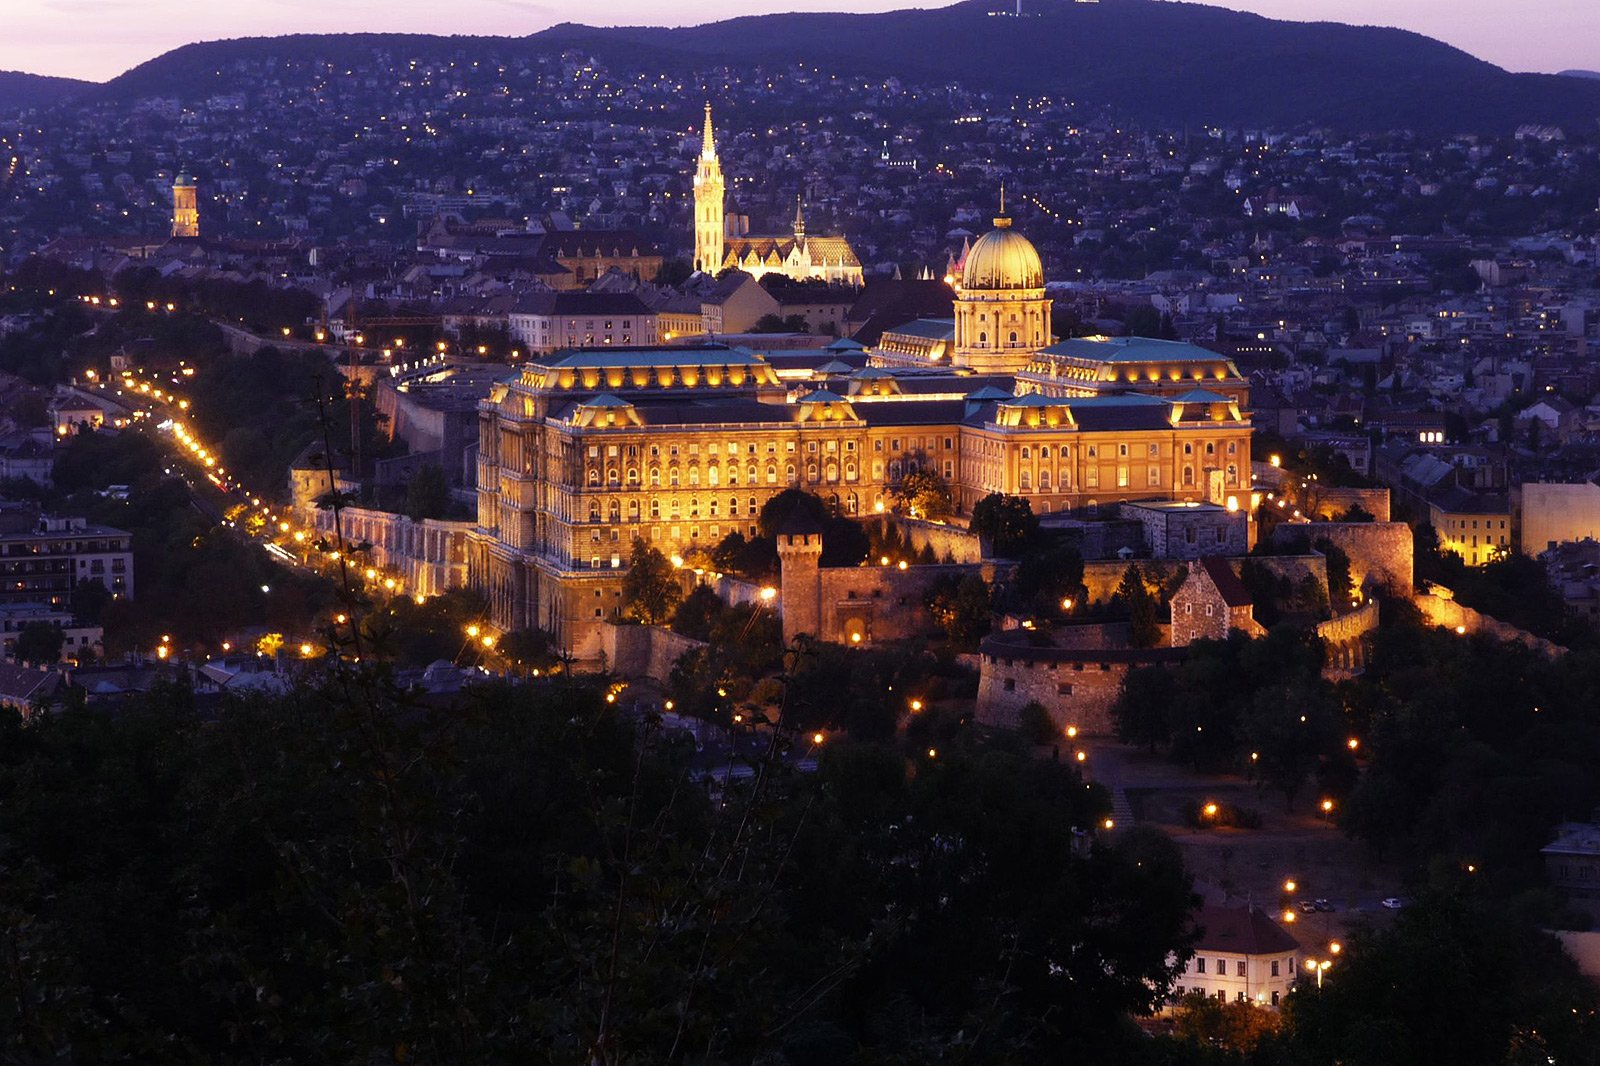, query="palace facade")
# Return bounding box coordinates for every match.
[469,213,1250,653]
